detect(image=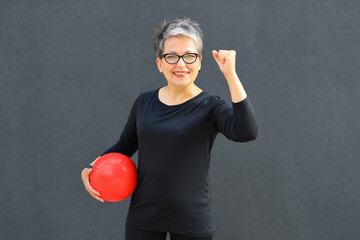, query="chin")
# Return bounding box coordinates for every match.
[171,79,193,87]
